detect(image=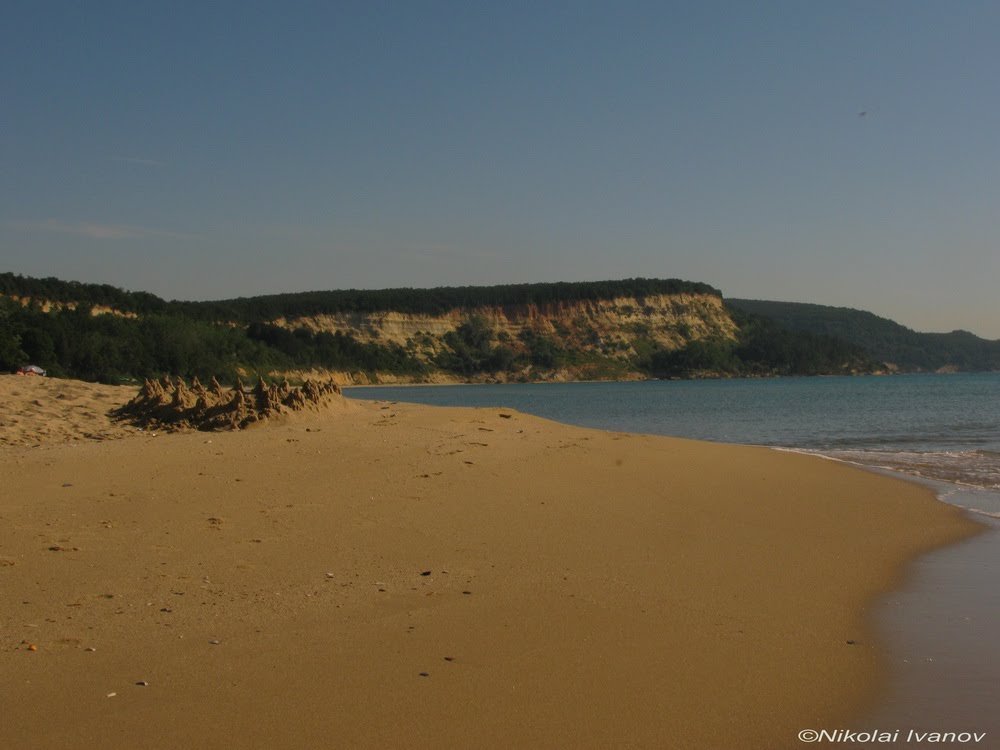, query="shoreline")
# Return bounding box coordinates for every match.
[342,371,904,389]
[859,515,1000,744]
[338,370,980,390]
[0,376,983,748]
